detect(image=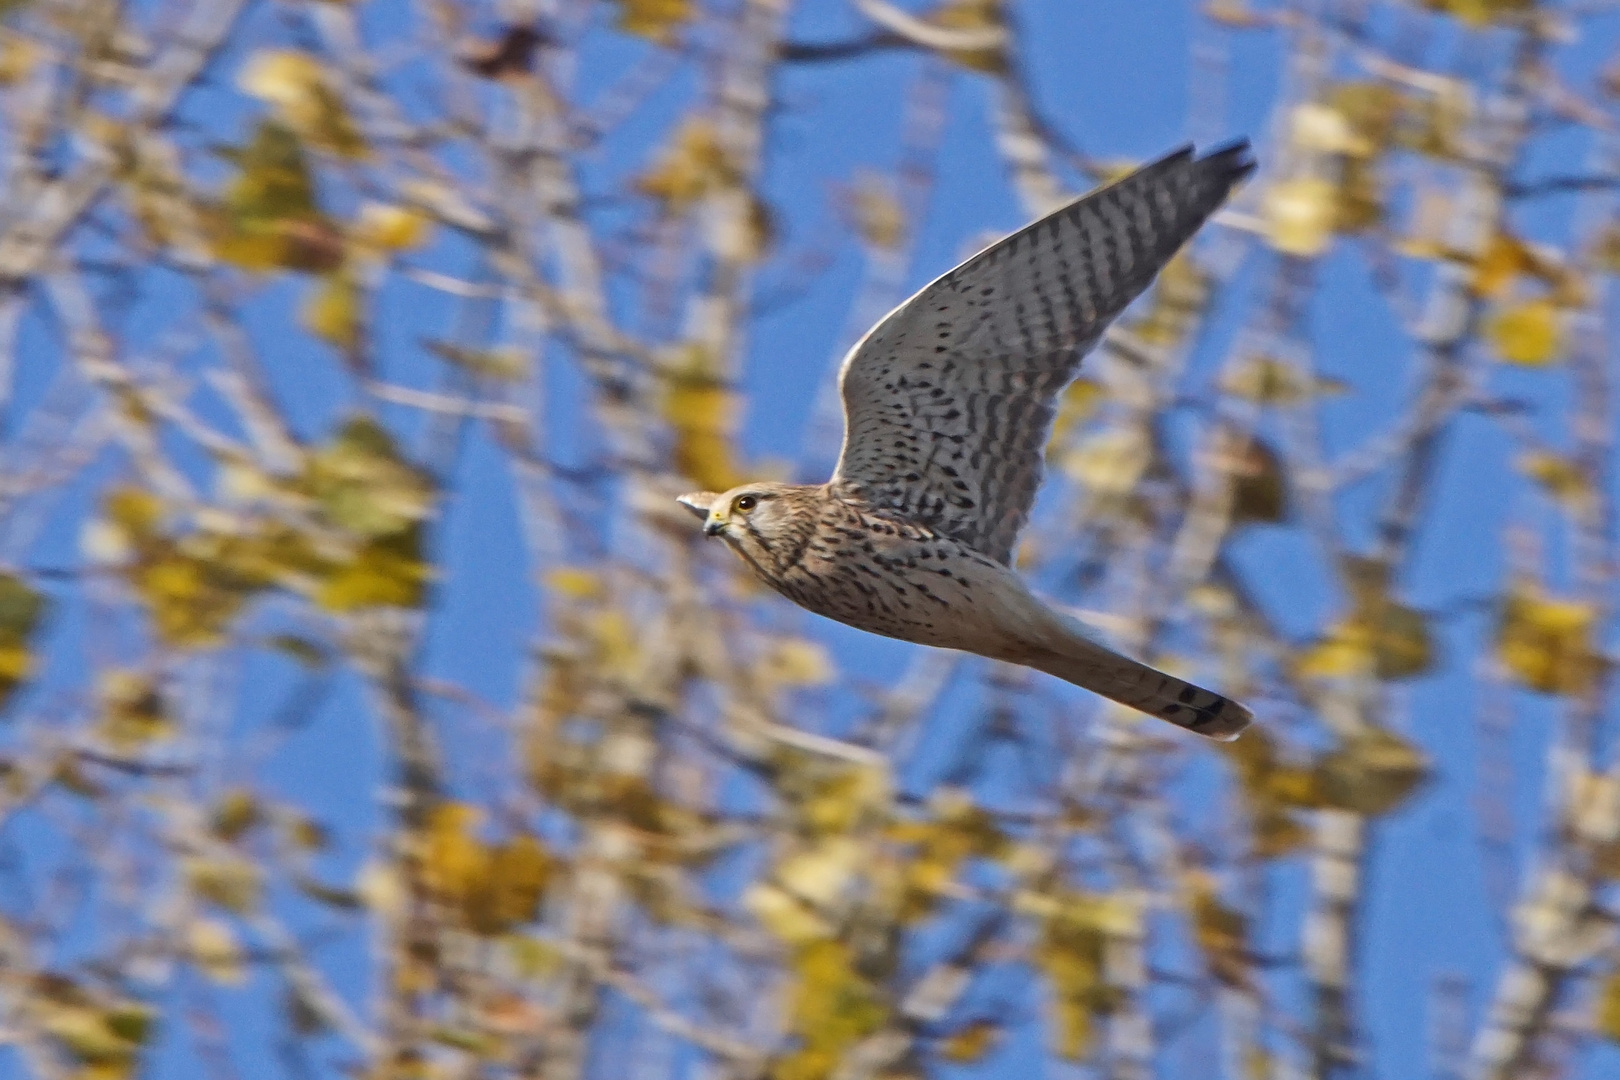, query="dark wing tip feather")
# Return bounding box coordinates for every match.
[1187,142,1257,213]
[1195,139,1258,183]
